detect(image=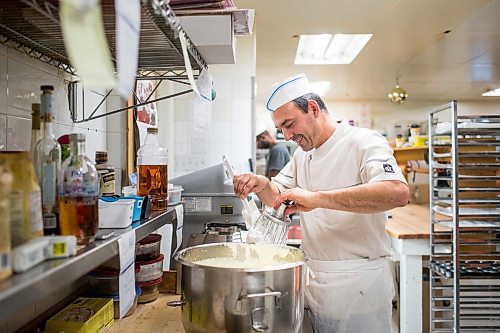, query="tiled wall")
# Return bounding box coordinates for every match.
[157,35,256,178]
[0,44,108,159]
